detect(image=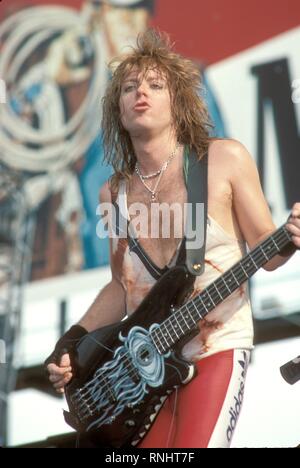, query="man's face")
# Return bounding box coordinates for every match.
[119,67,173,138]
